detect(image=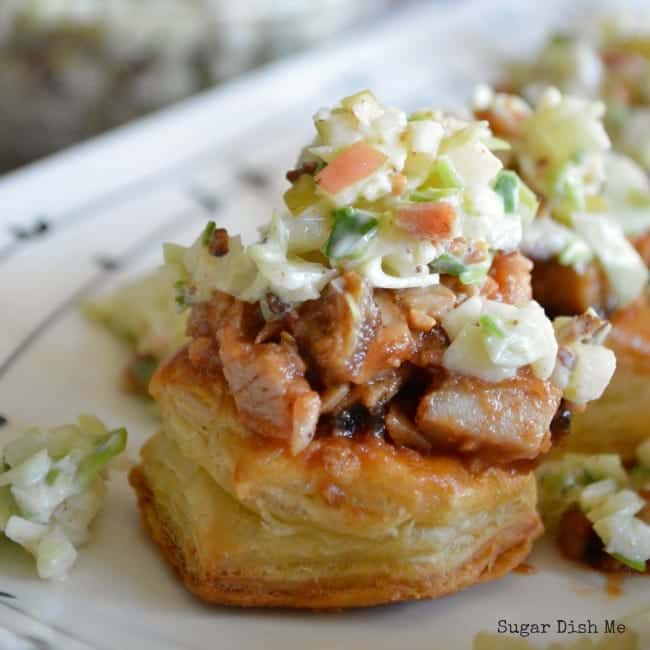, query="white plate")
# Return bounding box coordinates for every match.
[1,1,649,648]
